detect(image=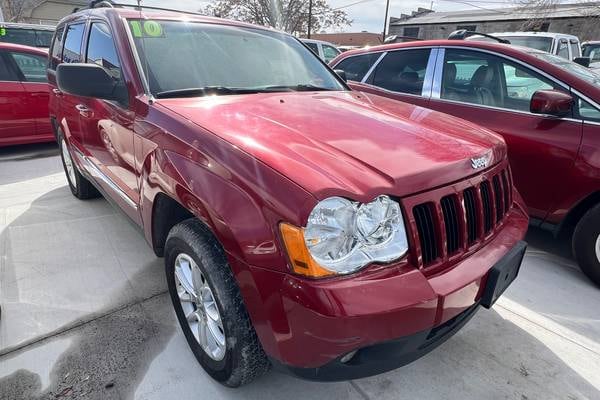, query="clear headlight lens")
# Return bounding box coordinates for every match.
[303,195,408,275]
